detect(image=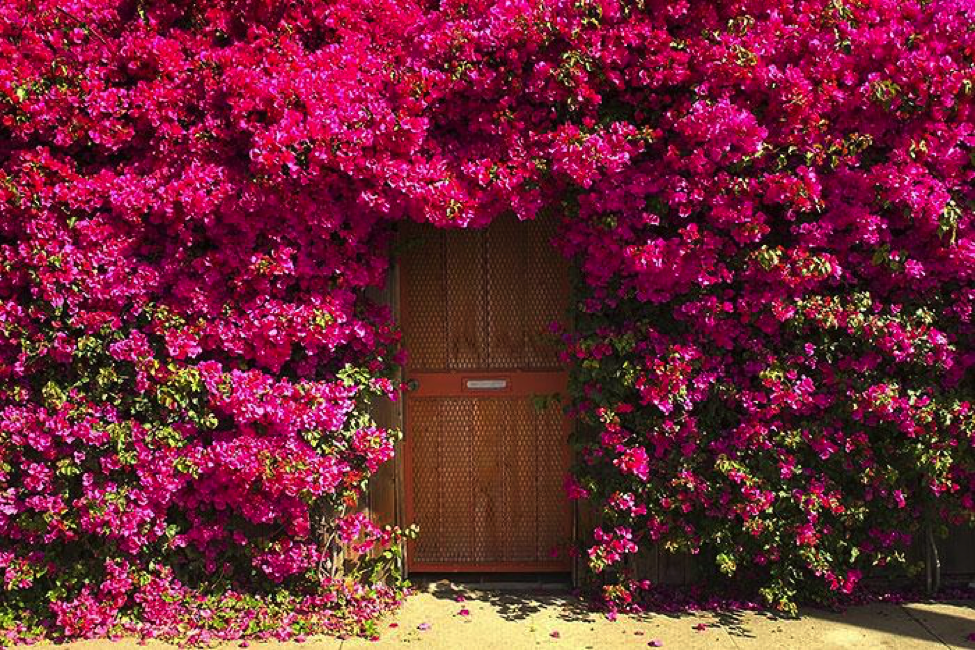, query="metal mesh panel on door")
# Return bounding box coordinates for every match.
[401,214,568,372]
[472,400,505,563]
[536,401,569,559]
[410,399,441,562]
[408,396,568,567]
[504,399,538,562]
[400,225,447,370]
[438,398,475,562]
[485,214,528,369]
[445,230,487,370]
[525,214,569,368]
